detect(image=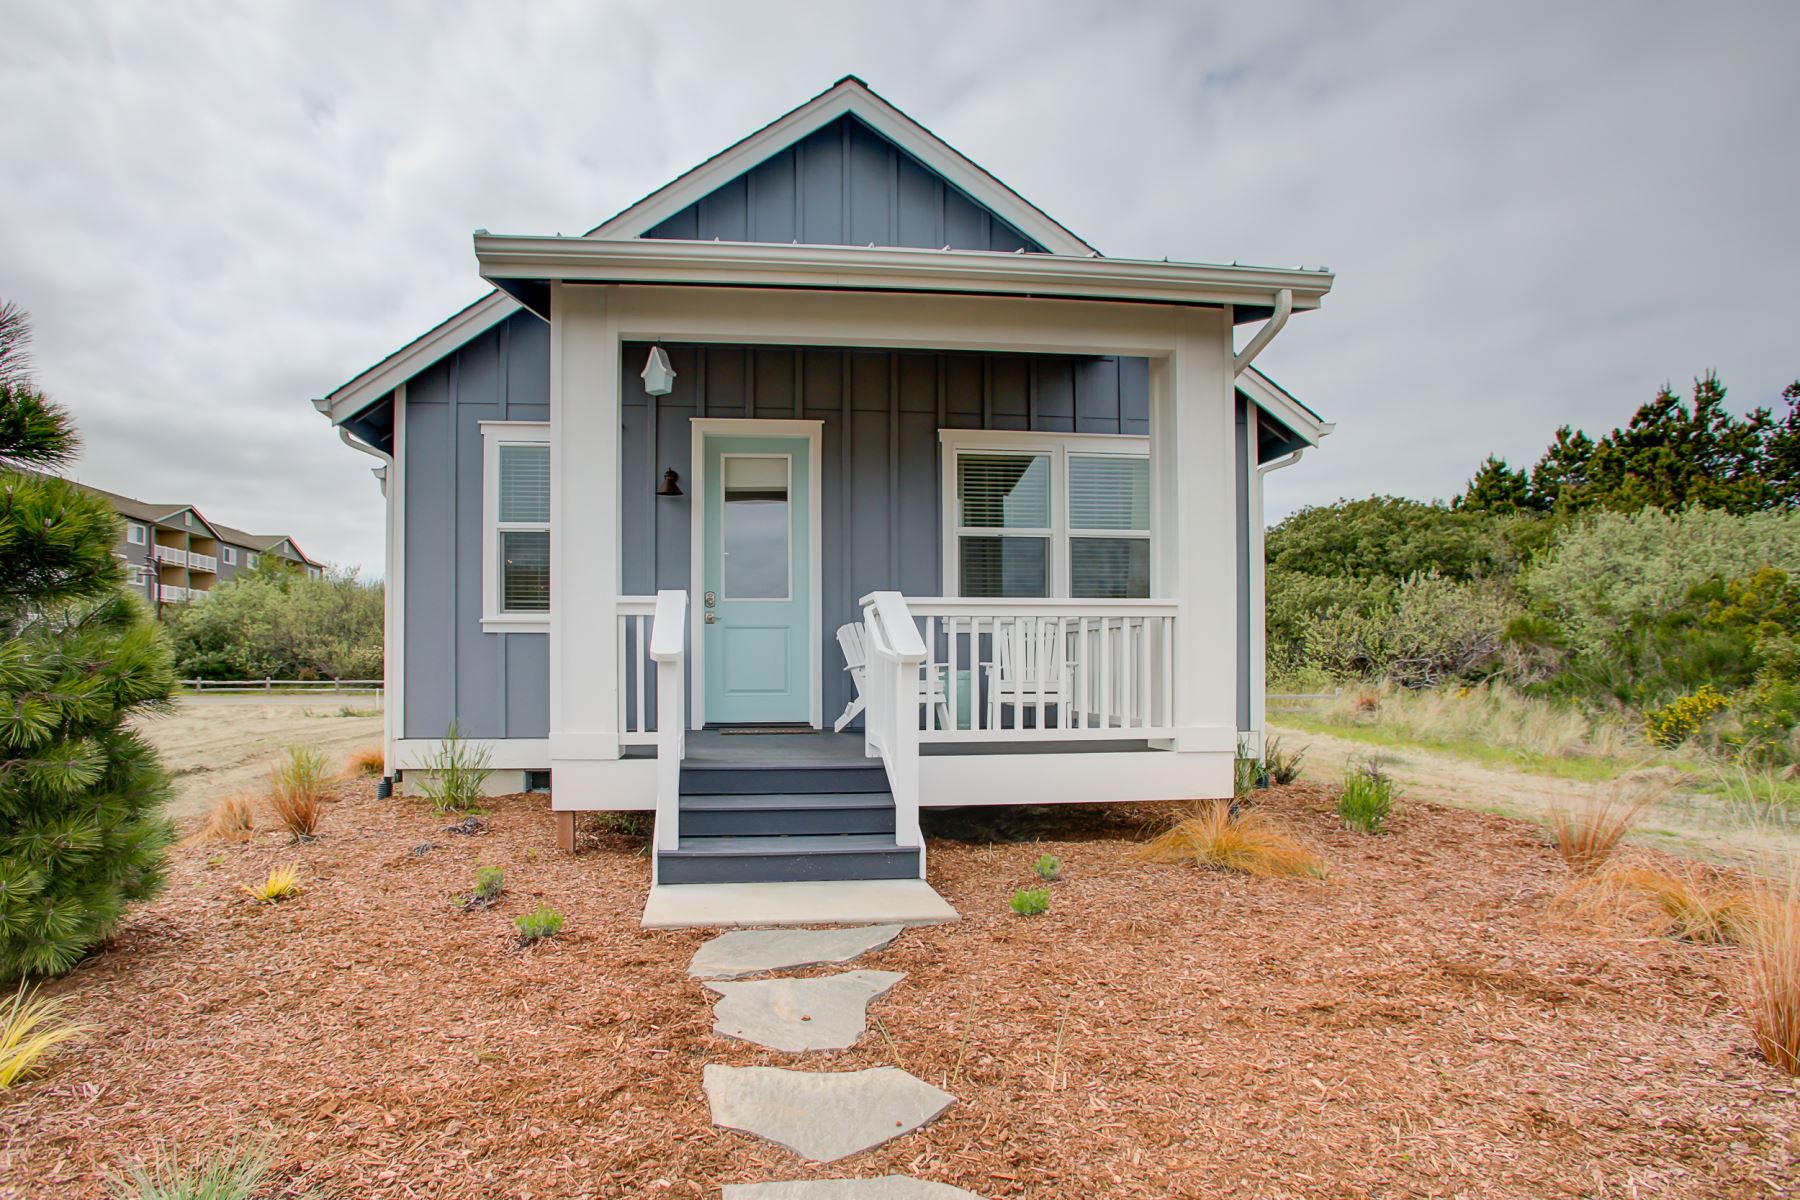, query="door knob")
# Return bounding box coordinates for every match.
[704,612,717,624]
